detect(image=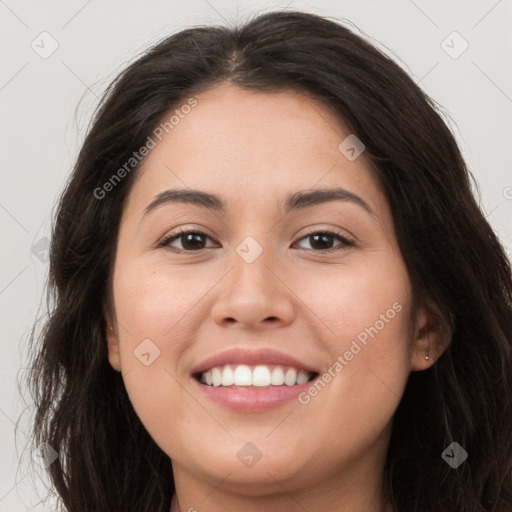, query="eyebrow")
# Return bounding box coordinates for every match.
[143,186,374,217]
